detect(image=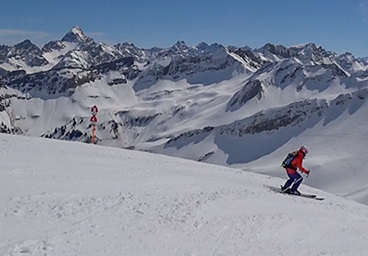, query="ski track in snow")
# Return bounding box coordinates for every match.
[1,134,368,256]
